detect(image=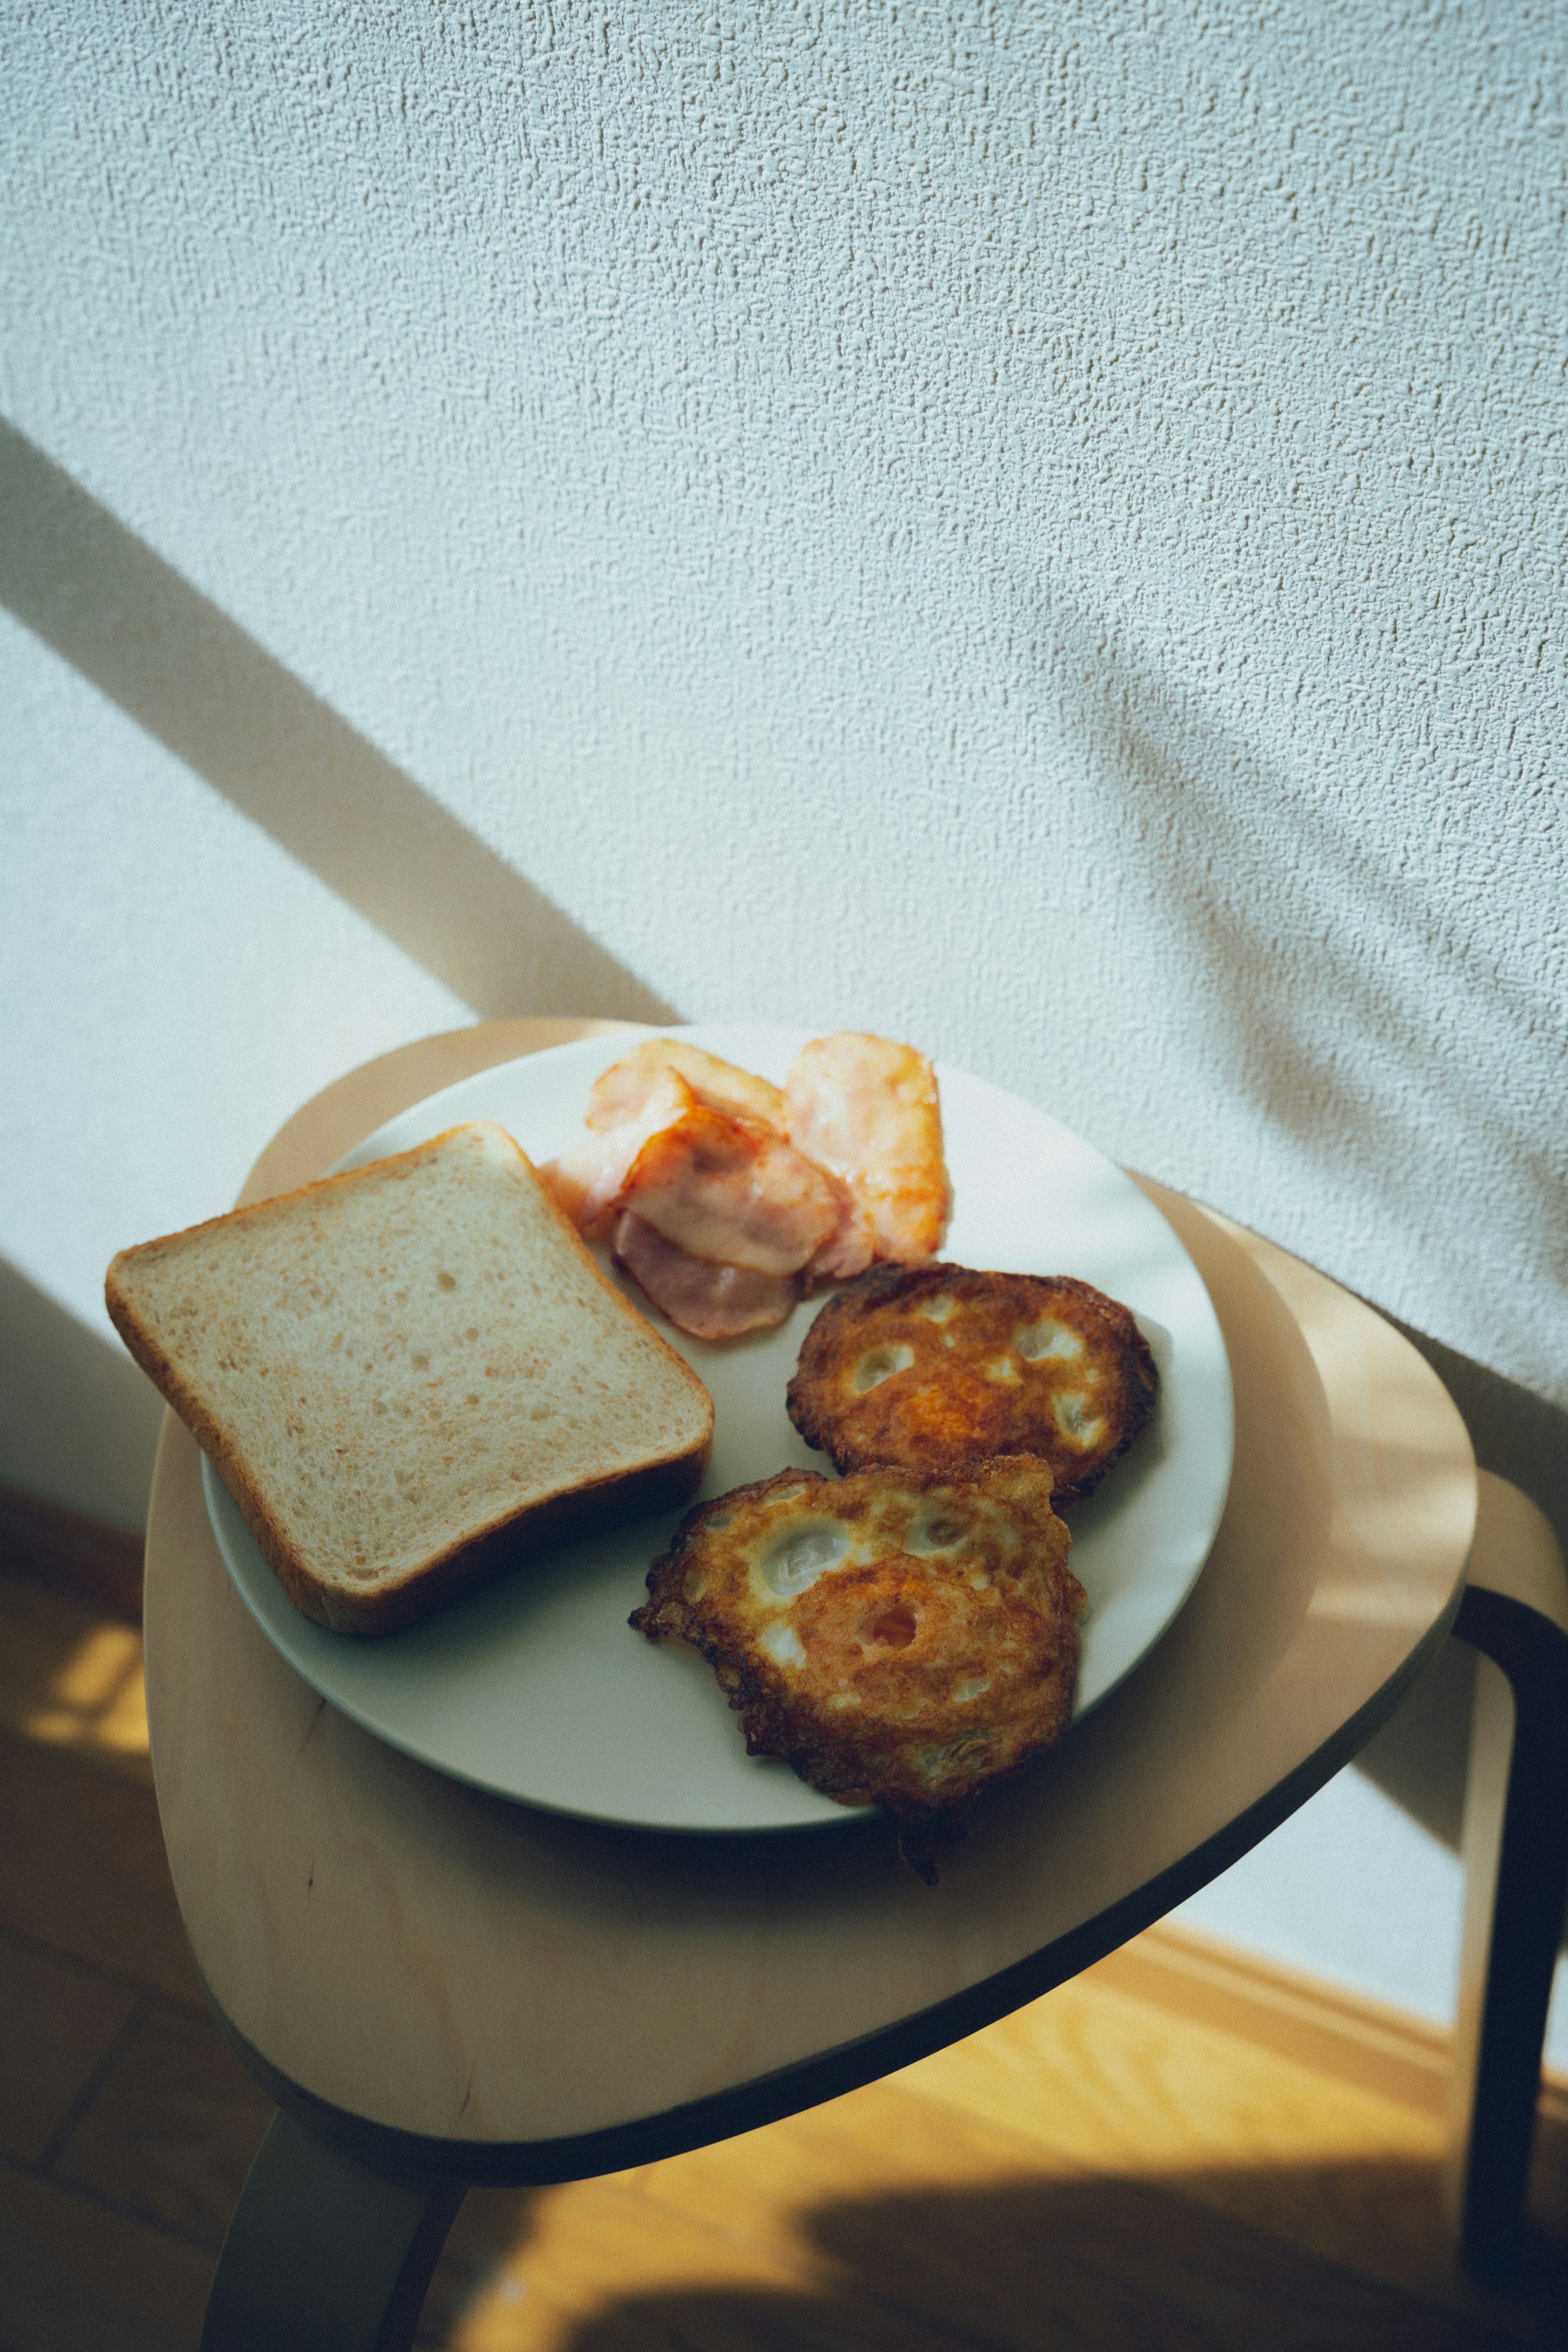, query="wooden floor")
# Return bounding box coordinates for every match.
[2,1566,1565,2352]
